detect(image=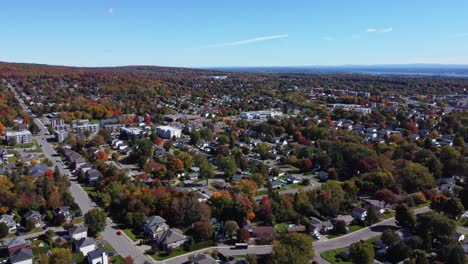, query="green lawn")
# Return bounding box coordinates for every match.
[83,186,97,195]
[287,165,300,172]
[320,248,351,264]
[149,248,187,261]
[320,236,380,264]
[327,225,364,239]
[25,140,43,153]
[71,217,84,225]
[122,228,138,241]
[414,201,431,208]
[288,183,308,189]
[256,189,268,196]
[382,210,395,219]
